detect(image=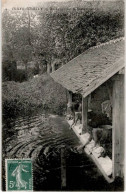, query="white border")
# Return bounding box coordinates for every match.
[0,0,126,194]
